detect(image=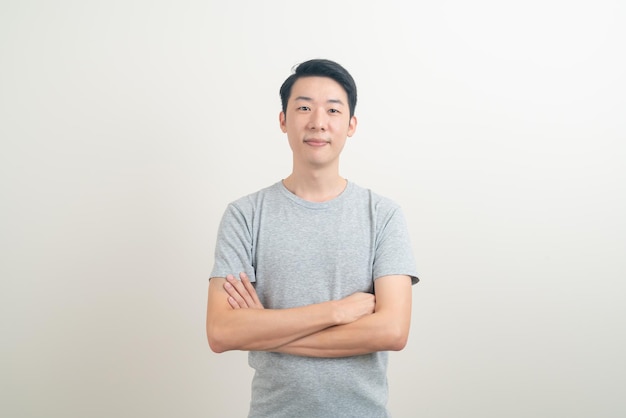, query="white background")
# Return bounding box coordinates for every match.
[1,1,625,417]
